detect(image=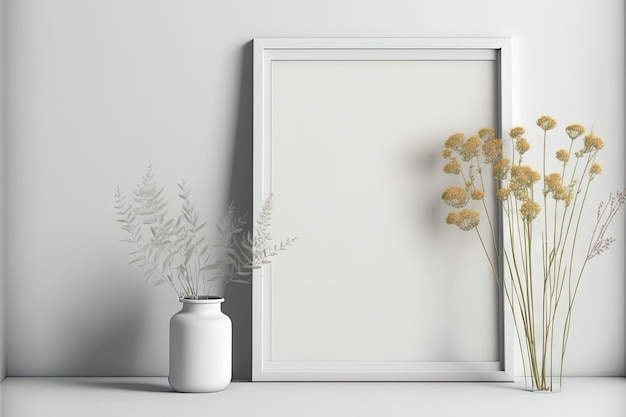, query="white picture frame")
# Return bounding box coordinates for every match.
[252,38,513,381]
